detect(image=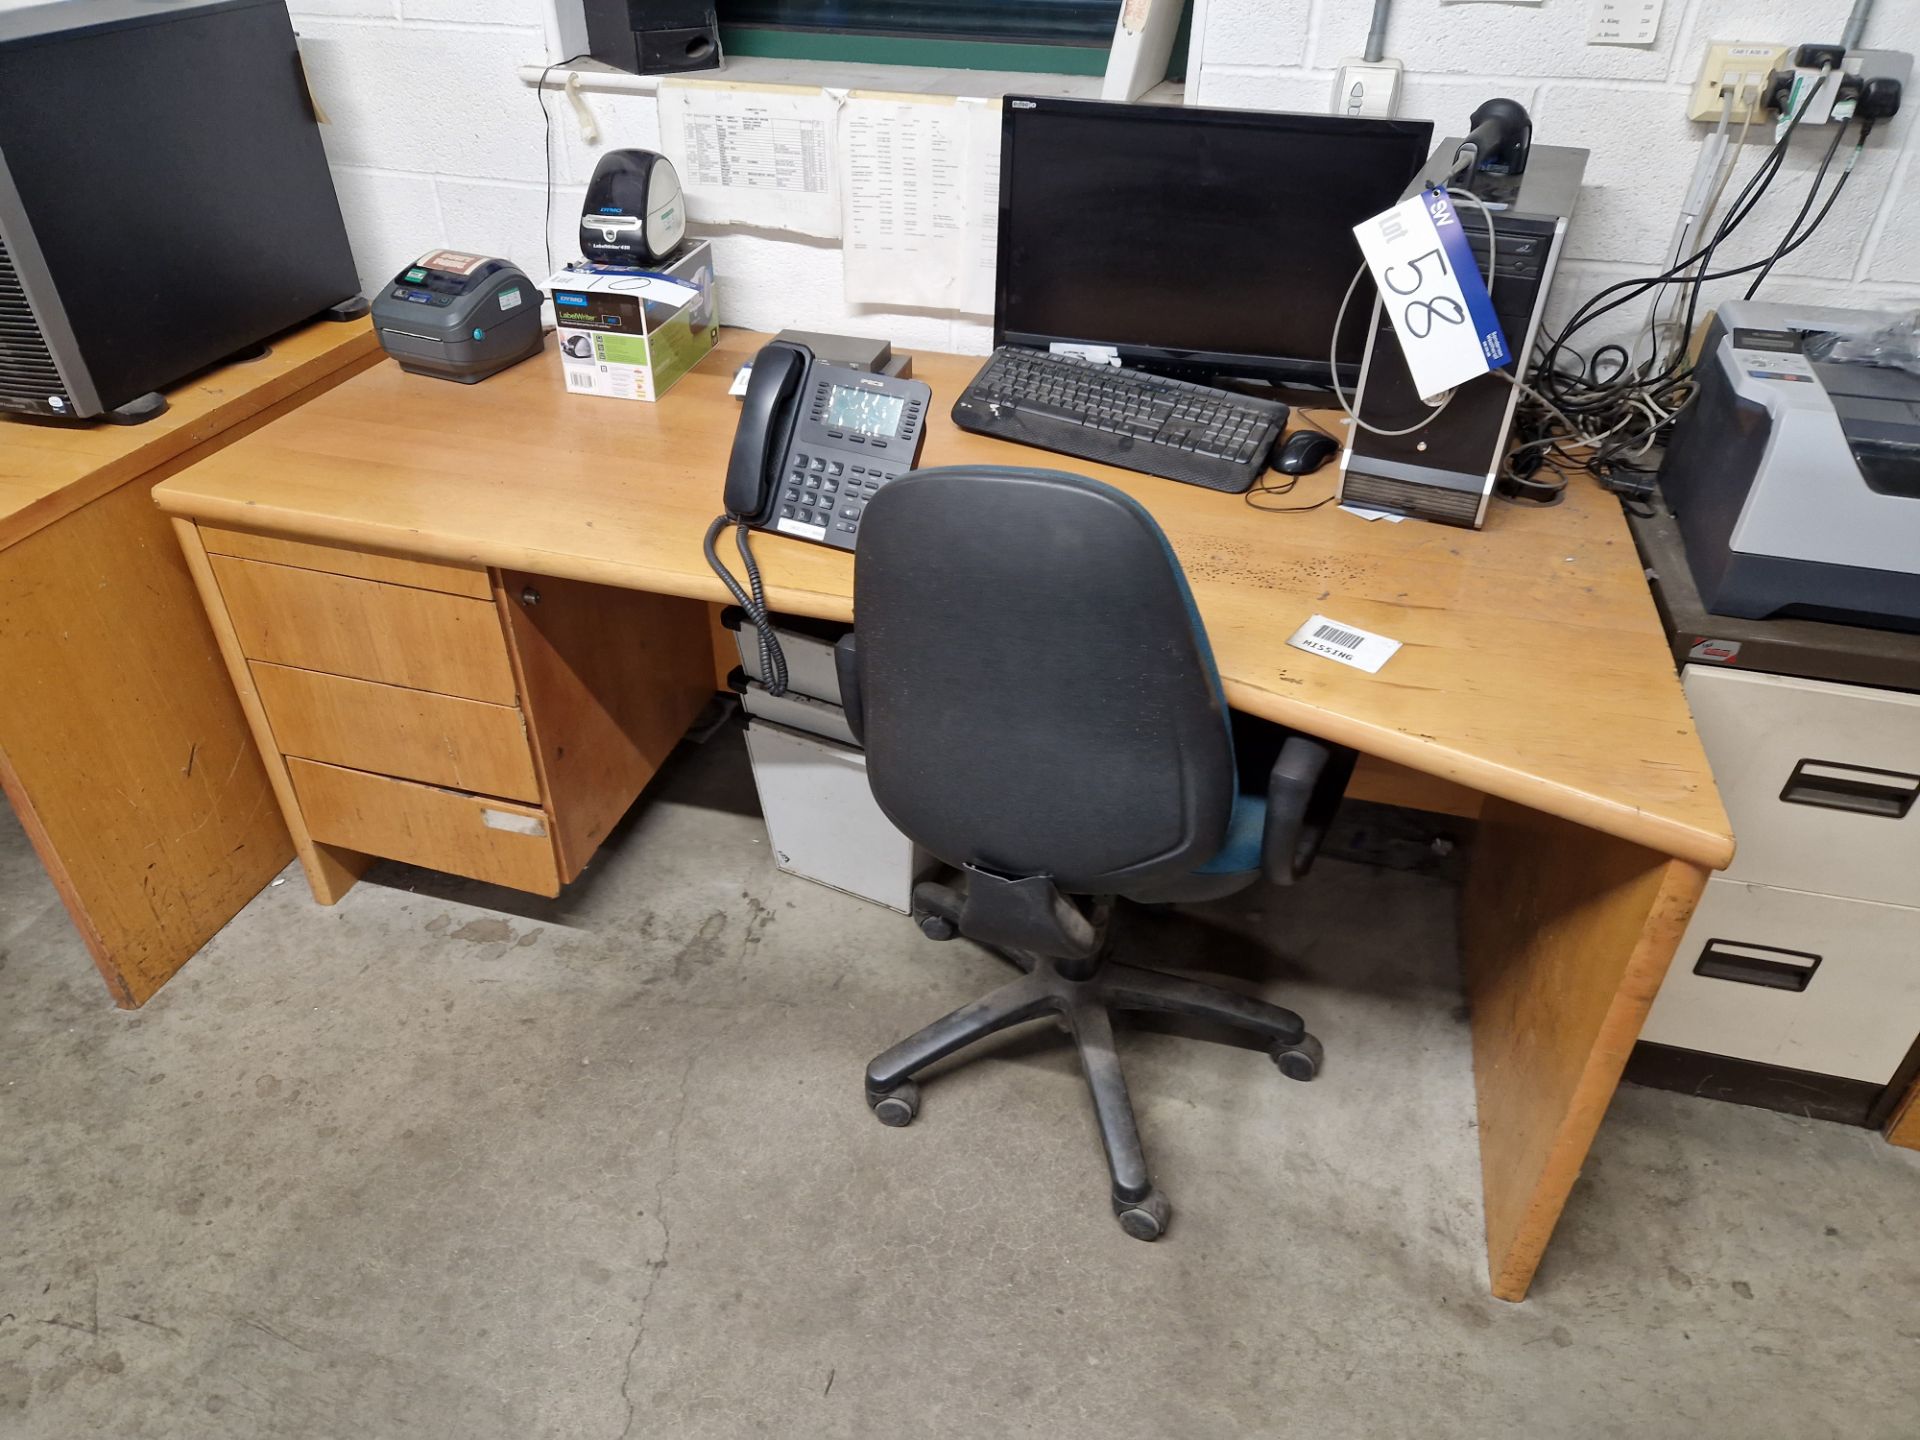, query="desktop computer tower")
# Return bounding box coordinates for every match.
[1337,144,1588,528]
[0,0,363,423]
